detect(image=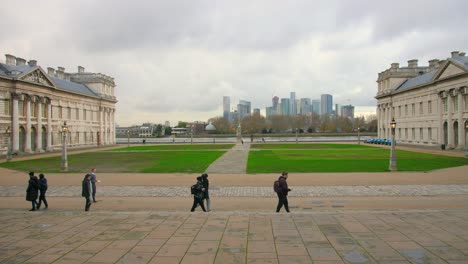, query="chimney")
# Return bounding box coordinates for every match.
[16,57,26,66]
[459,52,466,57]
[78,66,85,73]
[451,51,460,58]
[27,60,37,67]
[428,59,440,70]
[5,54,16,65]
[47,67,55,76]
[408,59,418,68]
[390,63,399,69]
[57,66,65,72]
[56,67,65,79]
